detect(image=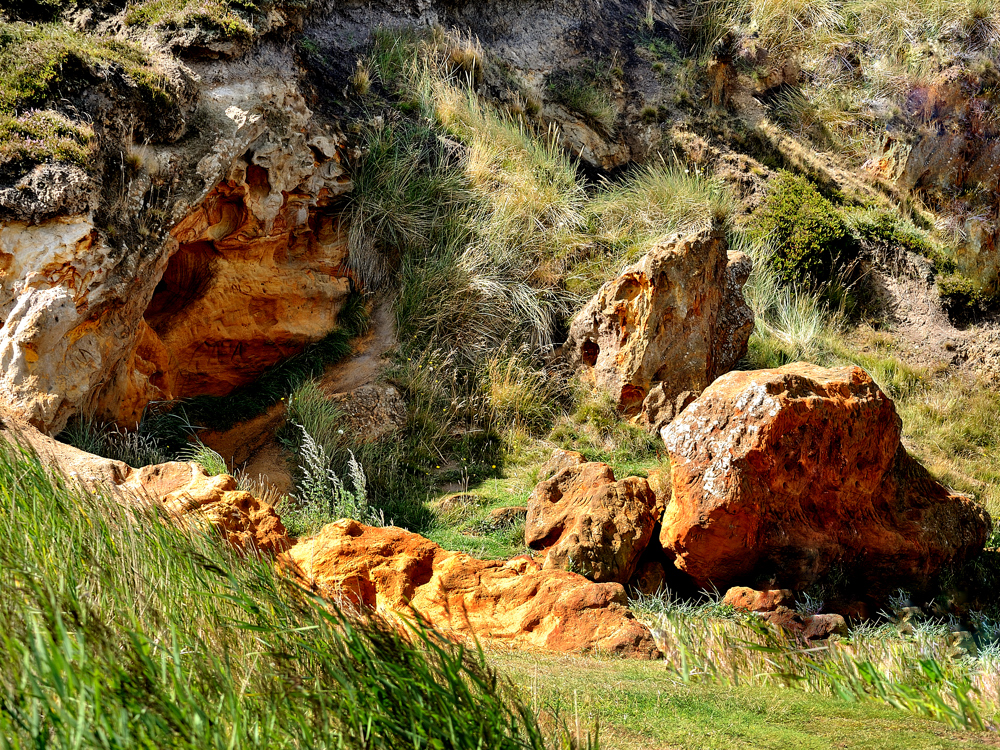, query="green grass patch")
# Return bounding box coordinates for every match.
[0,438,563,749]
[0,109,92,174]
[0,21,169,114]
[0,20,172,175]
[494,651,1000,749]
[546,60,618,132]
[123,0,310,40]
